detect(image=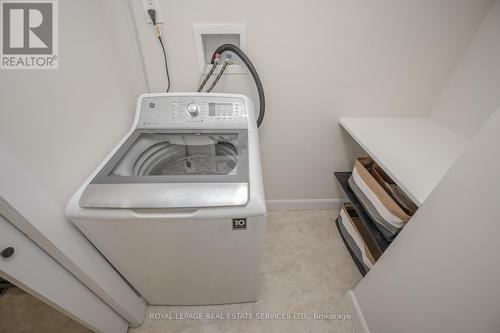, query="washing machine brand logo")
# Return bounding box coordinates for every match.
[232,218,247,230]
[1,0,58,69]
